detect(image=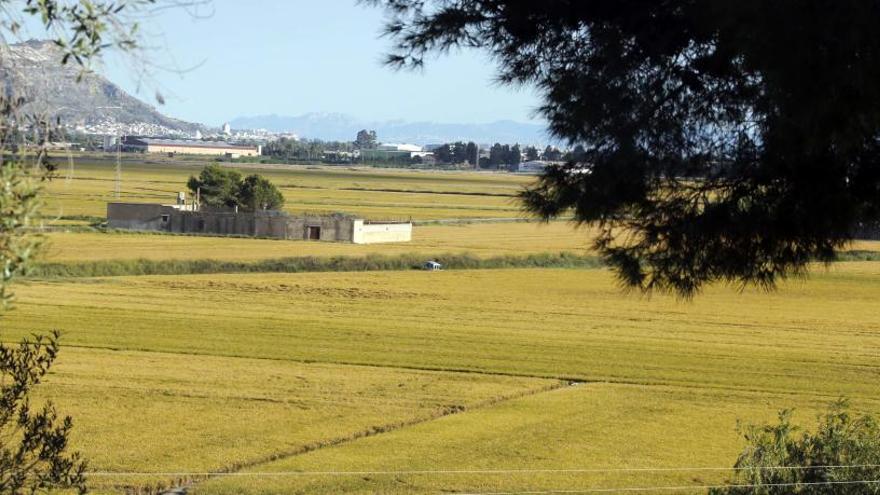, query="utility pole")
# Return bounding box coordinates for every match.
[95,106,124,198]
[474,143,480,170]
[115,134,122,198]
[65,149,74,185]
